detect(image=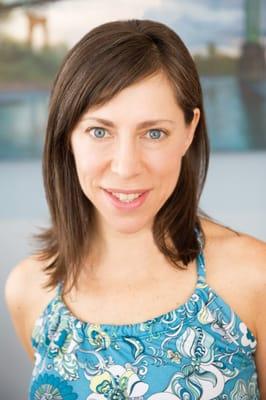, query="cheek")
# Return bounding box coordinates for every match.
[149,145,183,181]
[72,145,102,190]
[148,148,183,210]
